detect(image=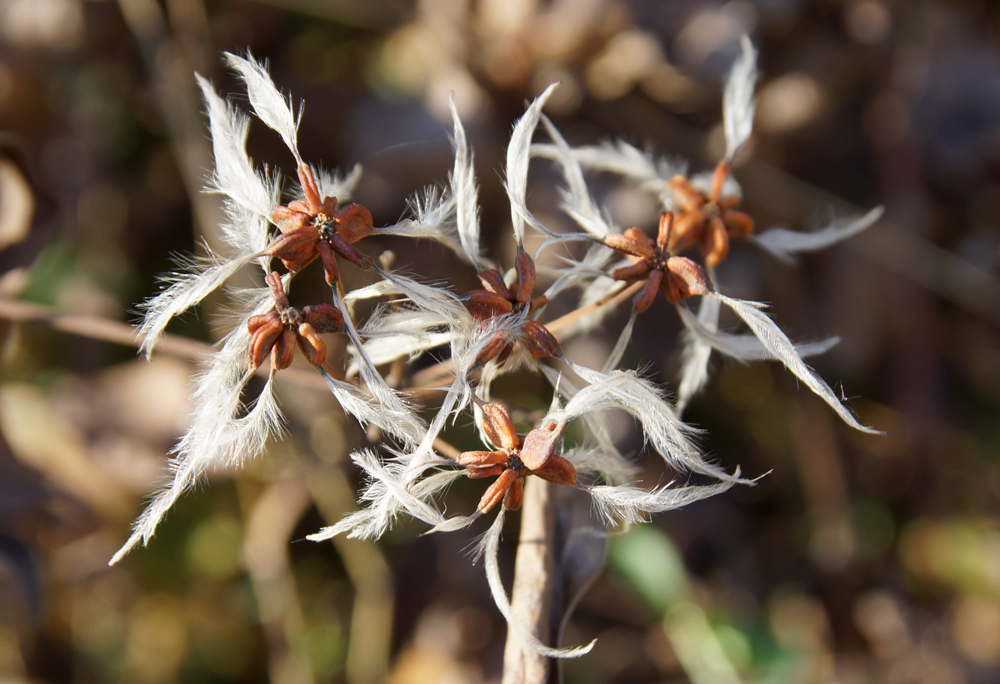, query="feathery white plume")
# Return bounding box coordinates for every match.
[112,293,282,564]
[506,84,559,245]
[589,480,737,526]
[560,364,746,483]
[711,292,881,434]
[539,115,616,239]
[332,288,426,447]
[315,163,362,204]
[532,139,685,207]
[722,35,758,164]
[138,251,258,358]
[195,75,276,255]
[447,96,485,267]
[676,293,721,415]
[677,302,839,361]
[373,185,458,245]
[225,52,303,164]
[754,206,883,263]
